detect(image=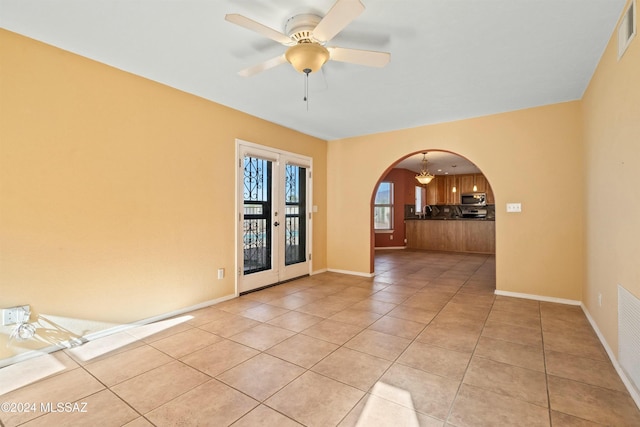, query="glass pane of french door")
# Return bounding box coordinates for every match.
[242,156,273,275]
[284,164,306,266]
